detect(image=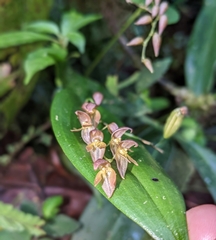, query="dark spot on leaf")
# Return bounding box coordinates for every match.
[152,178,159,182]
